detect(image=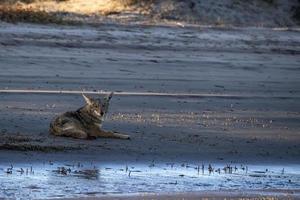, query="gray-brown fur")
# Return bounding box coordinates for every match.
[49,93,130,140]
